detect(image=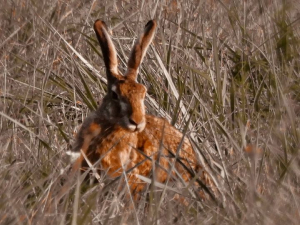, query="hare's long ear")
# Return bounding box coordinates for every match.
[94,20,122,86]
[125,20,157,81]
